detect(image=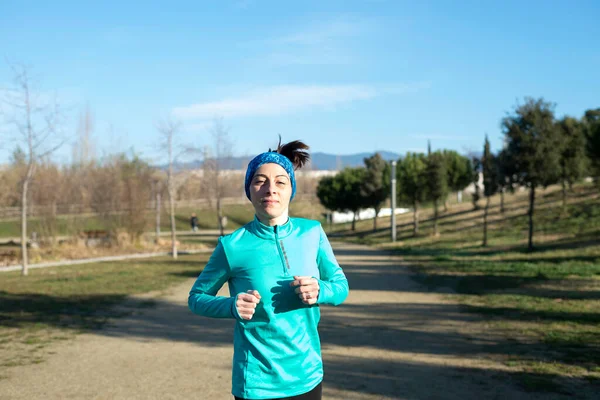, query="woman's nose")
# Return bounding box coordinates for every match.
[264,182,277,193]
